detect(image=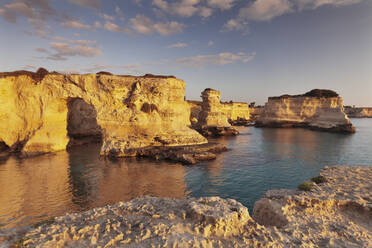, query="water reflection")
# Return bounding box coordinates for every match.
[0,143,187,228]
